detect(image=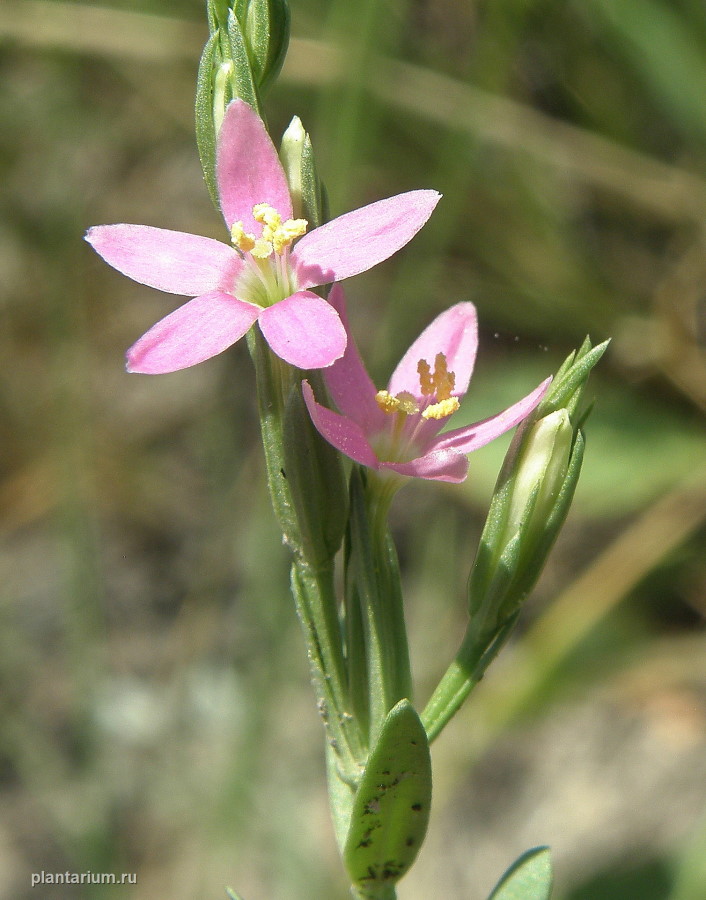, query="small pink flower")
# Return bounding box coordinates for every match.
[303,287,551,483]
[85,100,440,374]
